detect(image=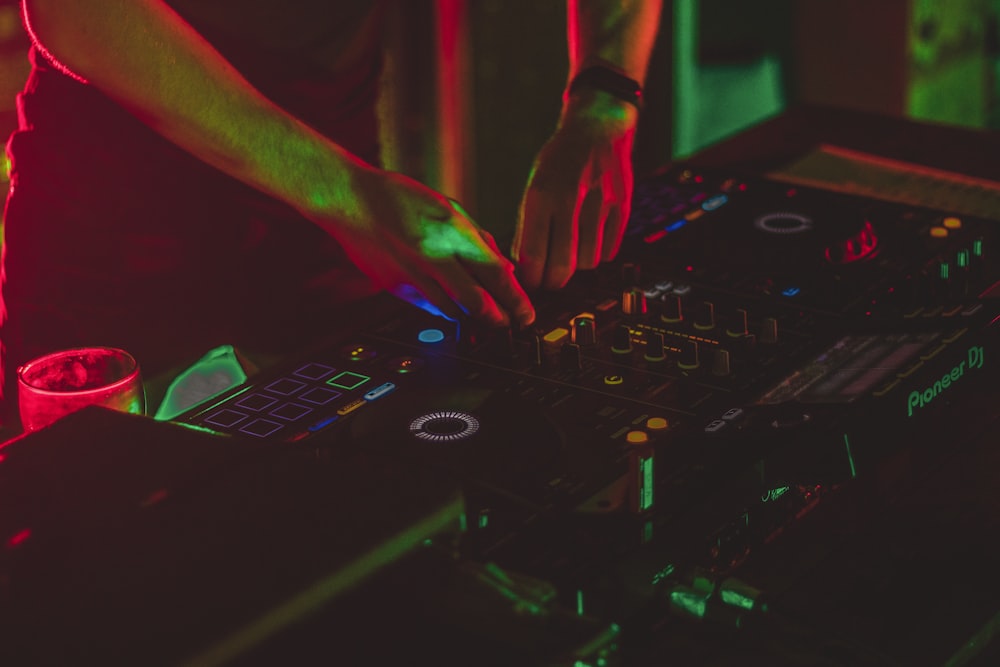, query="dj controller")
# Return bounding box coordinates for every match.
[3,165,1000,665]
[176,165,1000,660]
